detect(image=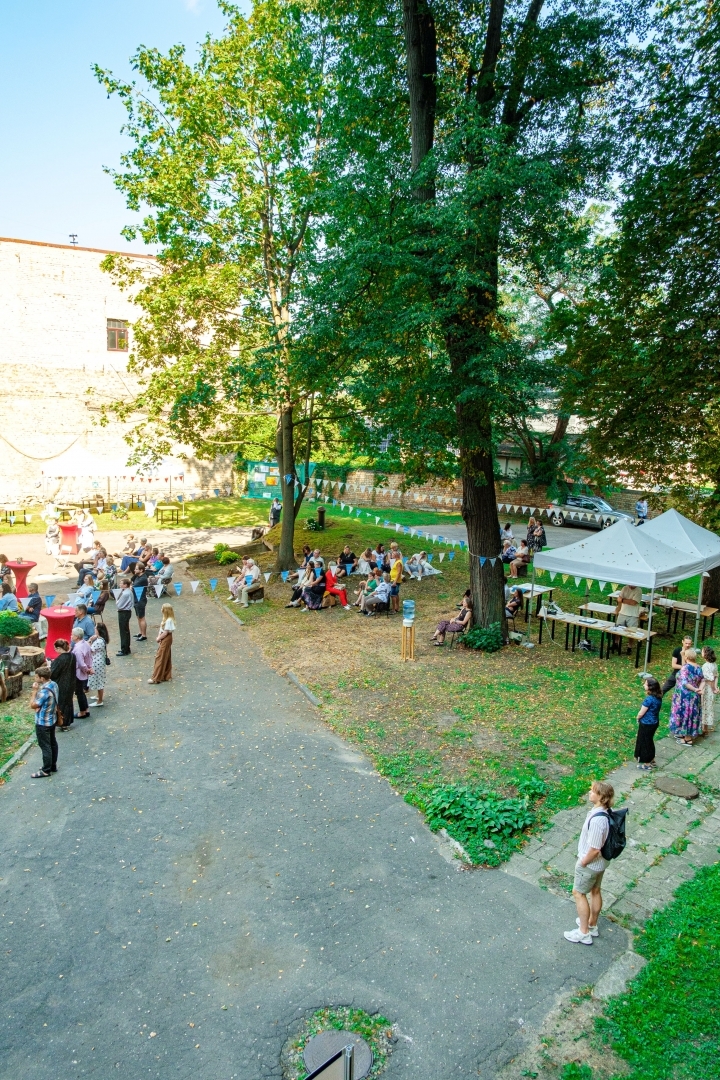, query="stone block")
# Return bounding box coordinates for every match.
[593,951,648,1000]
[502,855,546,882]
